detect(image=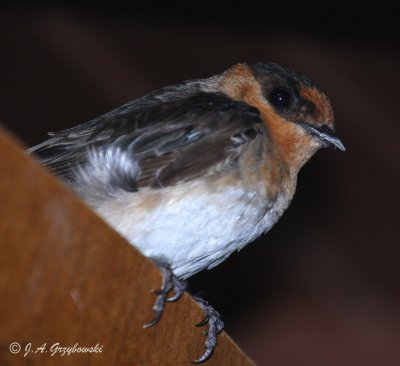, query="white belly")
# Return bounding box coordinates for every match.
[95,177,284,279]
